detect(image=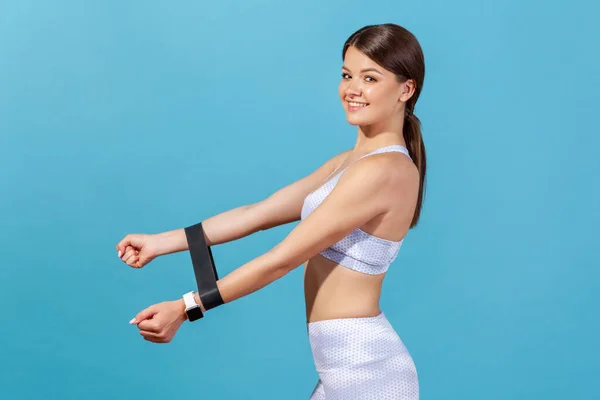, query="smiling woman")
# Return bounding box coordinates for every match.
[116,23,426,400]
